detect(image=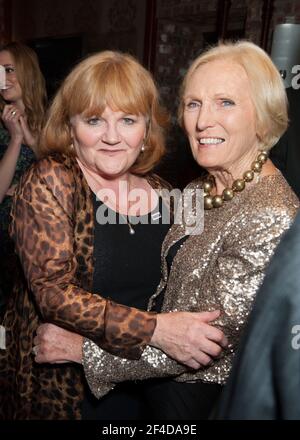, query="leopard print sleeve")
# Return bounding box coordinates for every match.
[9,156,157,360]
